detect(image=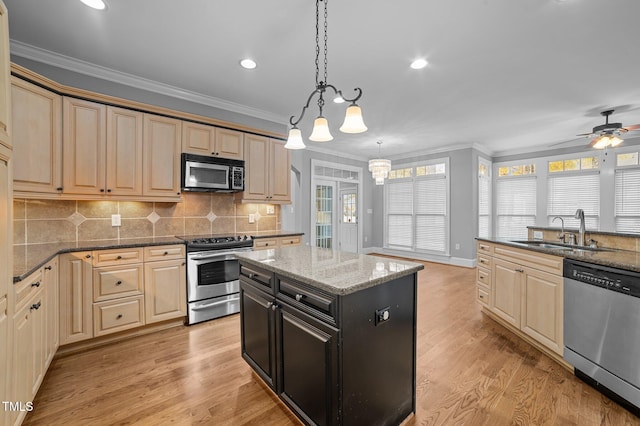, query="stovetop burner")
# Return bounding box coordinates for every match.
[177,234,254,251]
